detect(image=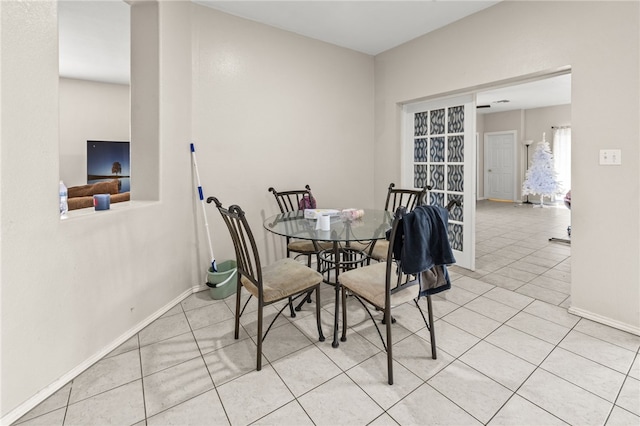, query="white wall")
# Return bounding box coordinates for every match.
[1,1,375,419]
[59,78,130,186]
[0,1,197,418]
[525,104,571,146]
[483,110,522,137]
[190,5,375,267]
[374,1,639,332]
